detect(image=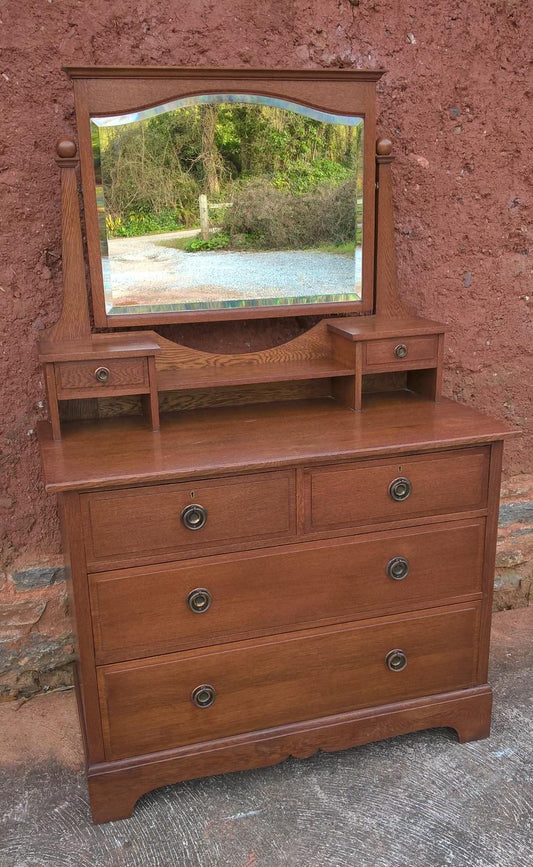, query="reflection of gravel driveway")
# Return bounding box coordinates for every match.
[106,232,361,307]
